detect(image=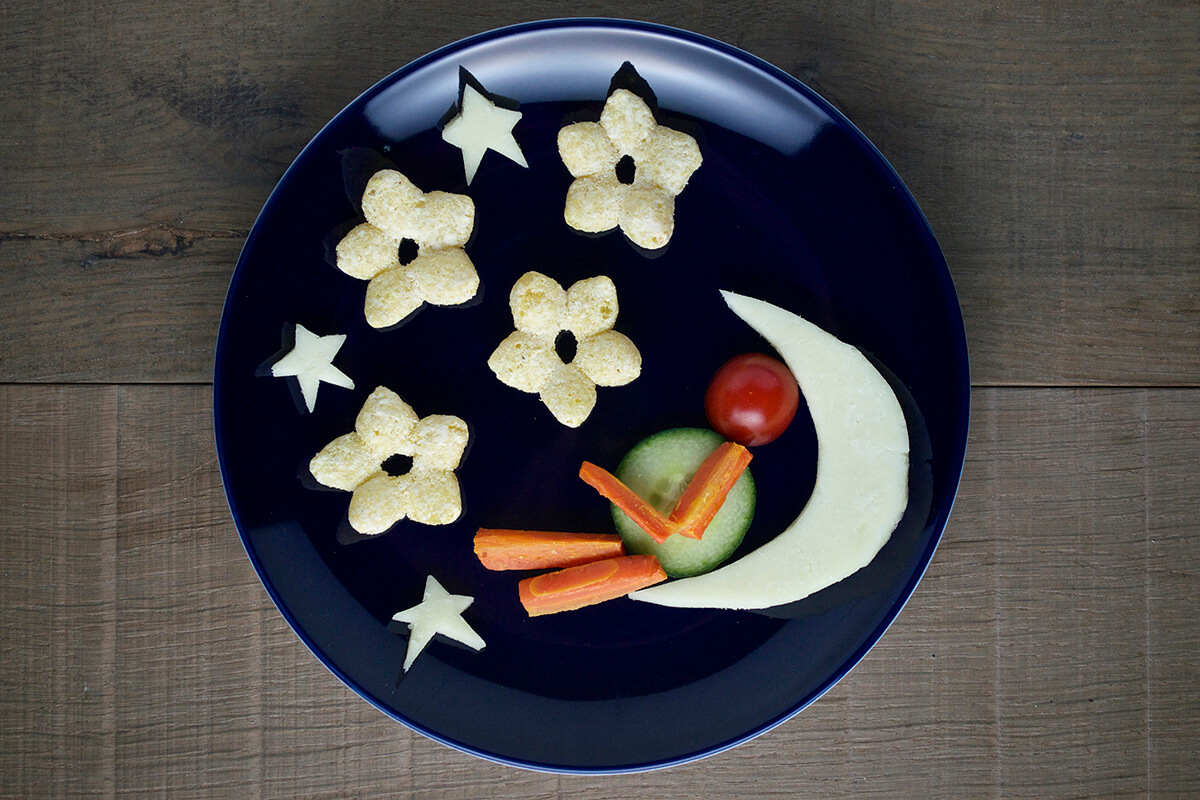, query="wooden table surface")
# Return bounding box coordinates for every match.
[2,1,1196,797]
